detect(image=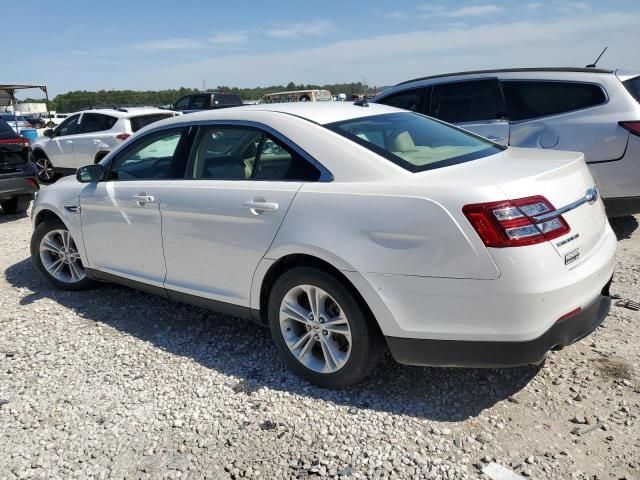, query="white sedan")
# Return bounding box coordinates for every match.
[30,103,616,388]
